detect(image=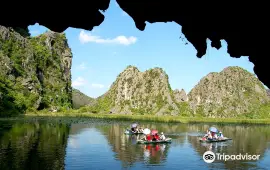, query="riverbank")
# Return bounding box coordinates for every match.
[7,112,268,125]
